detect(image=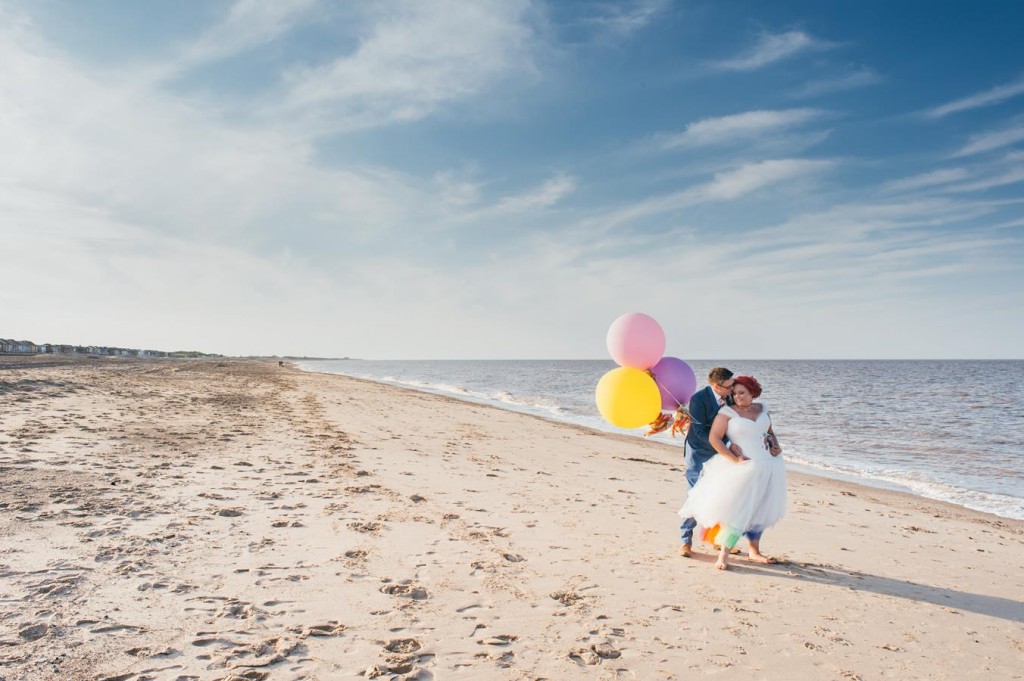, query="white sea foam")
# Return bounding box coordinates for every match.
[784,449,1024,520]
